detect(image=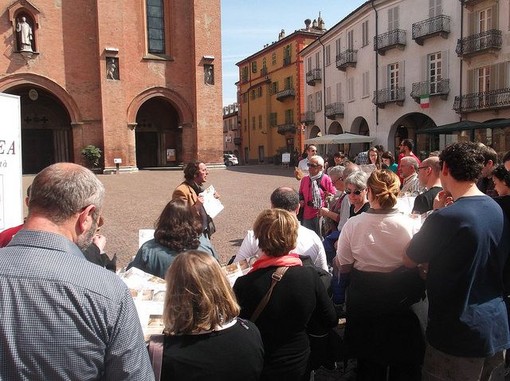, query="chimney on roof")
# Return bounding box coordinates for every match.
[312,19,318,29]
[278,29,285,40]
[304,19,311,31]
[317,12,325,30]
